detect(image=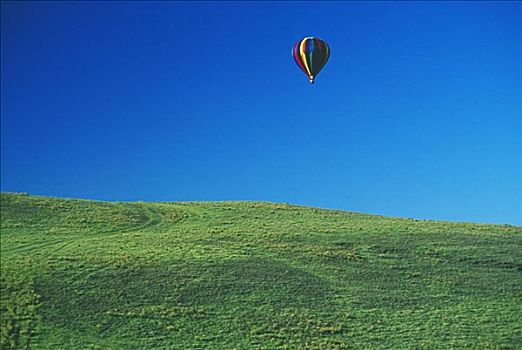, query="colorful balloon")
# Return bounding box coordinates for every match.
[292,37,330,84]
